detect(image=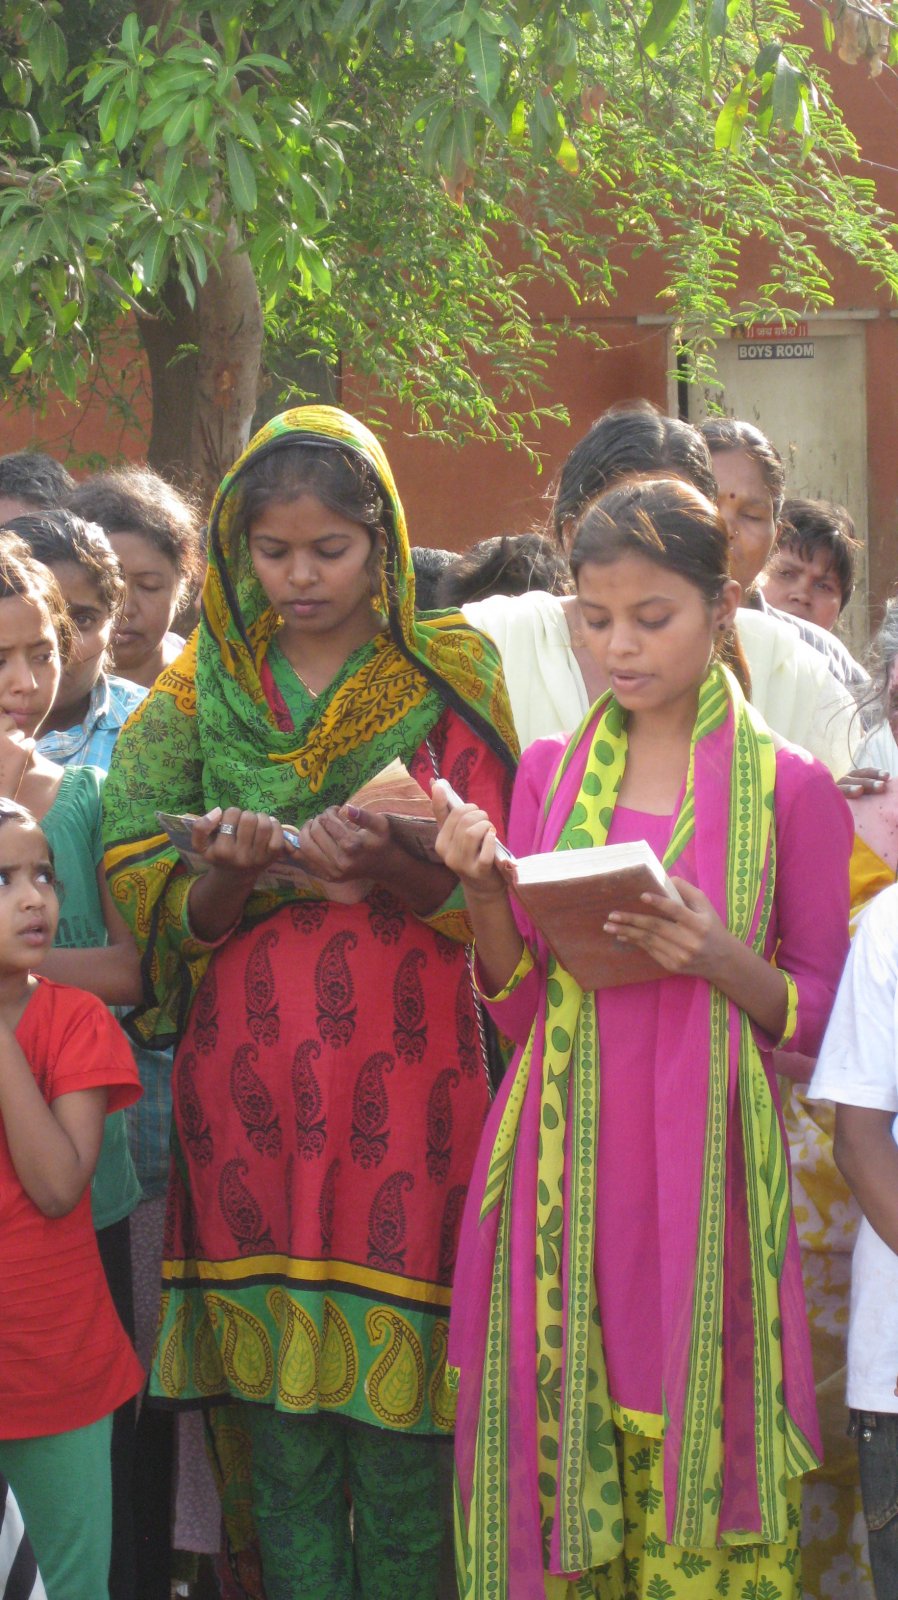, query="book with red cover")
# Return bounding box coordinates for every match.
[500,840,683,990]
